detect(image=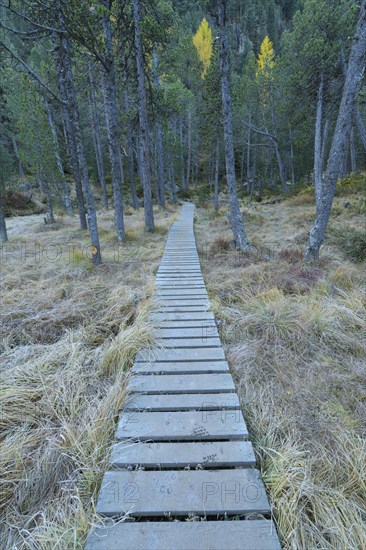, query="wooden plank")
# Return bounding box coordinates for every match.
[158,300,209,307]
[124,392,240,411]
[150,312,215,322]
[110,440,255,468]
[156,337,222,348]
[156,327,219,338]
[132,360,229,374]
[129,373,235,394]
[116,409,247,441]
[86,520,280,550]
[135,347,224,362]
[95,468,268,516]
[154,320,216,328]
